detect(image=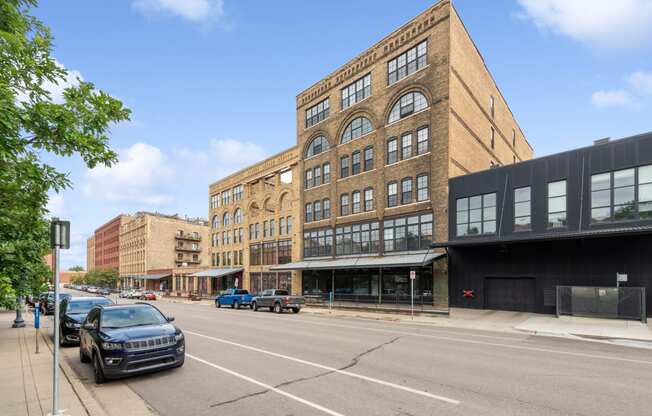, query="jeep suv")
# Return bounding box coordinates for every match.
[79,303,185,383]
